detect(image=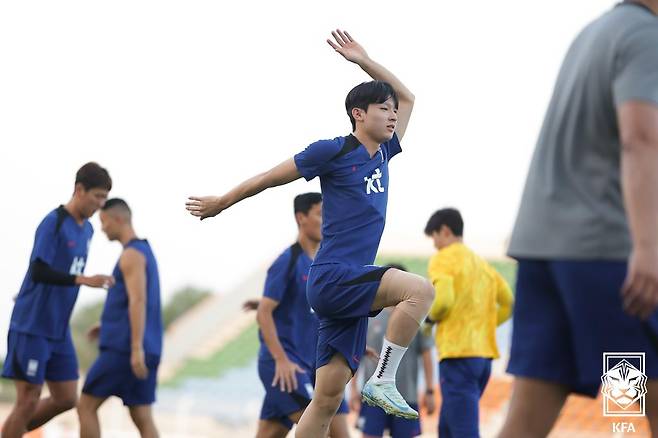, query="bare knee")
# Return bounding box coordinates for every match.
[15,394,39,416]
[129,407,155,431]
[313,390,344,414]
[417,279,434,305]
[53,392,78,412]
